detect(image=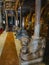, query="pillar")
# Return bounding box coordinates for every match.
[6,11,8,31]
[20,6,22,28]
[15,10,18,27]
[30,0,41,53]
[22,17,25,29]
[34,0,41,37]
[0,8,2,28]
